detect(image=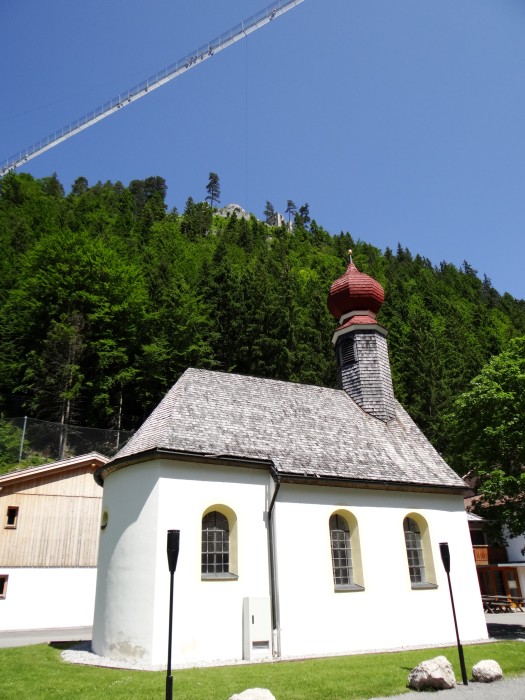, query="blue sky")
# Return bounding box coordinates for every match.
[2,1,524,299]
